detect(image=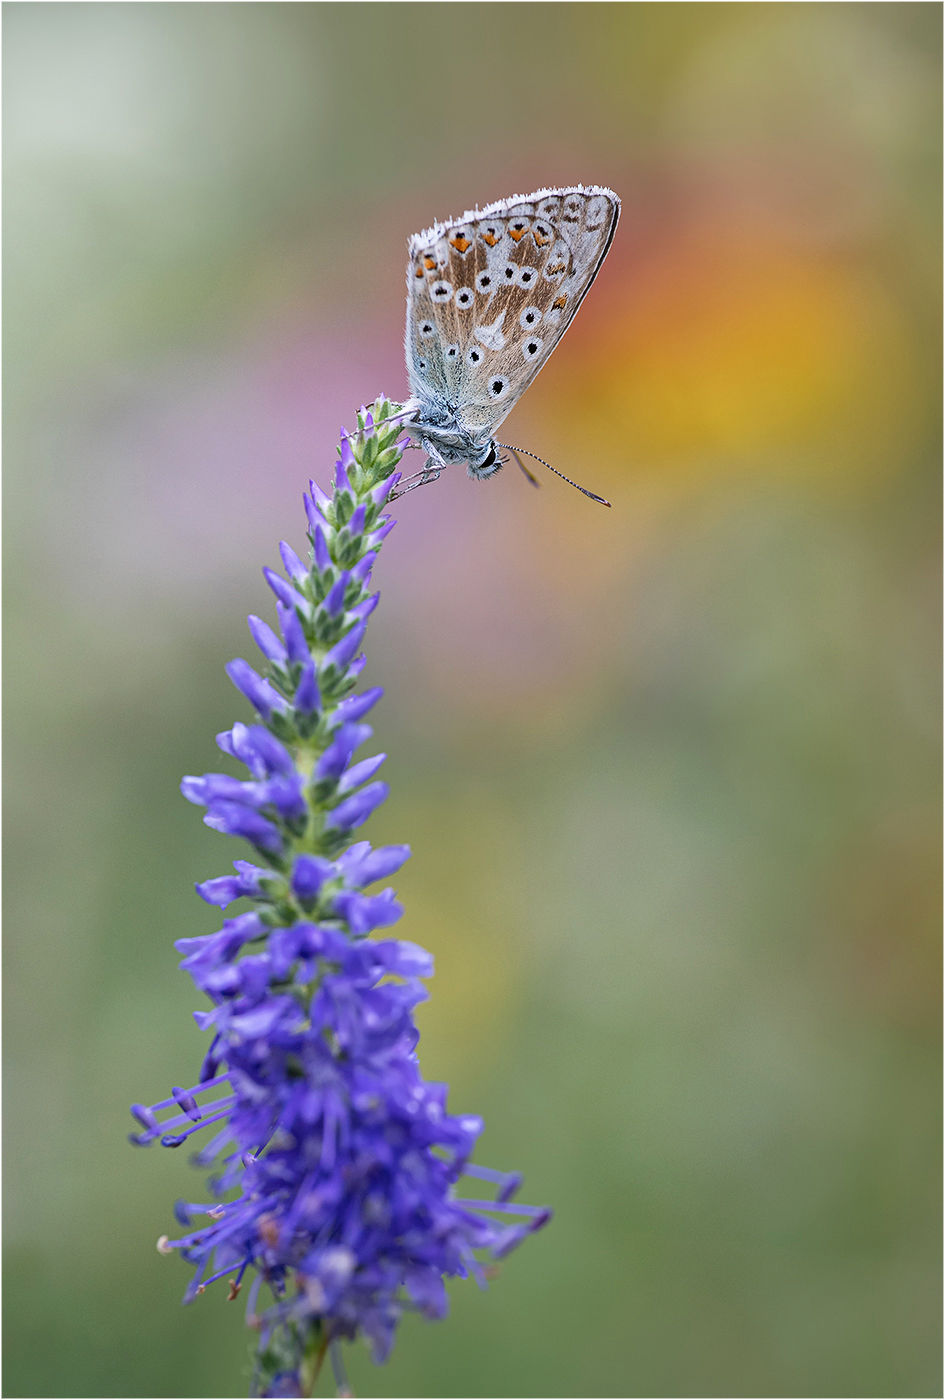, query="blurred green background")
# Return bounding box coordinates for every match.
[4,4,941,1397]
